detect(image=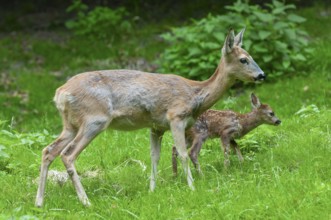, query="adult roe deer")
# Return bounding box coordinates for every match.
[172,93,281,175]
[35,28,265,207]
